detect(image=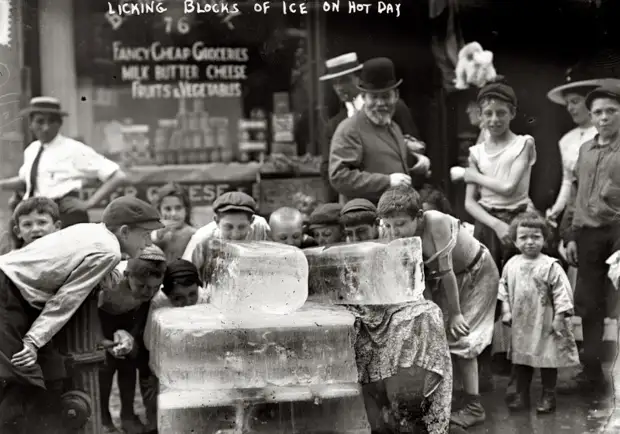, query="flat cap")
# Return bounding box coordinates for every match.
[308,203,342,228]
[341,198,377,216]
[213,192,257,214]
[585,83,620,109]
[138,245,166,261]
[477,82,518,107]
[102,196,163,230]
